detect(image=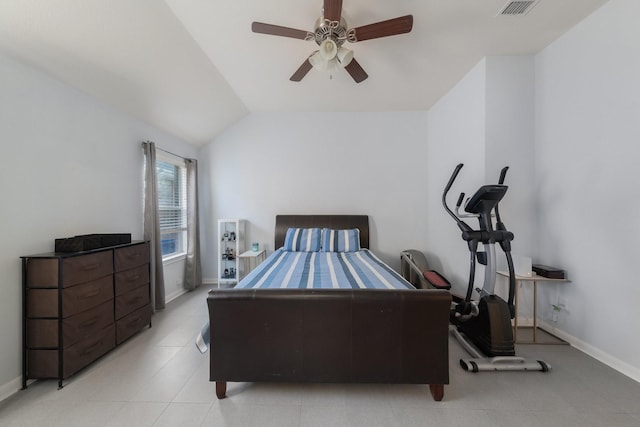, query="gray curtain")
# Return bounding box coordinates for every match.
[142,141,166,311]
[184,158,202,290]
